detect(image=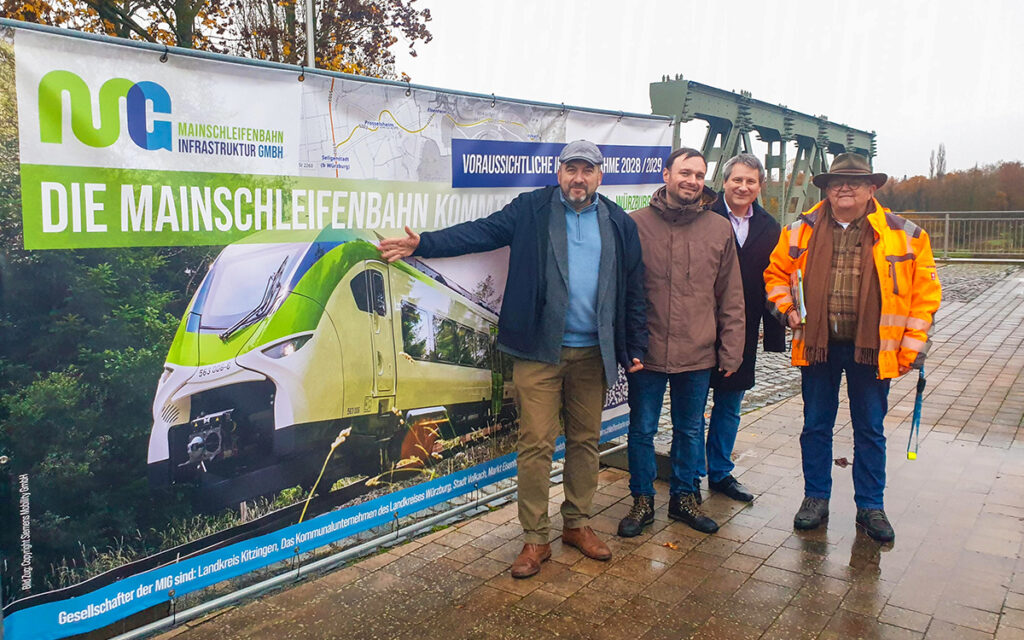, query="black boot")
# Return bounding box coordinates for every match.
[618,495,655,538]
[668,493,718,534]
